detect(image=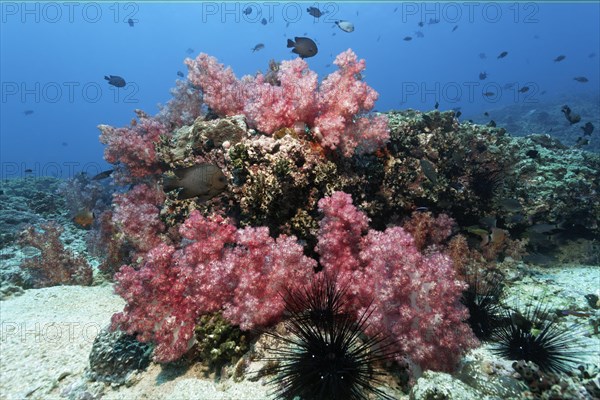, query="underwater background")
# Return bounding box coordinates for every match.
[1,2,600,400]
